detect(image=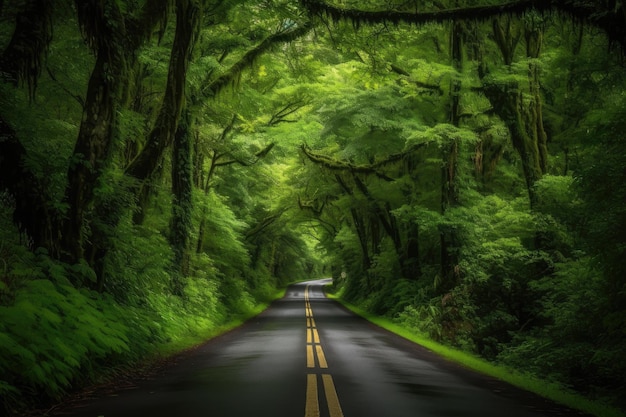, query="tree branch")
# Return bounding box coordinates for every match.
[268,100,308,126]
[300,141,431,180]
[214,142,276,167]
[202,21,313,97]
[245,208,287,239]
[45,66,85,108]
[390,64,444,95]
[298,0,626,50]
[299,0,545,27]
